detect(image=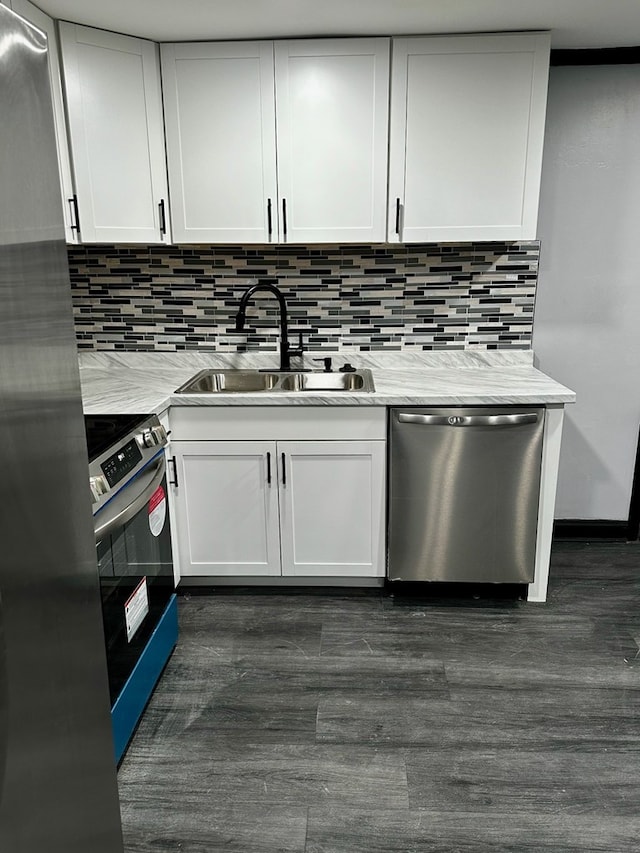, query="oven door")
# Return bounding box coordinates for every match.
[94,451,174,705]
